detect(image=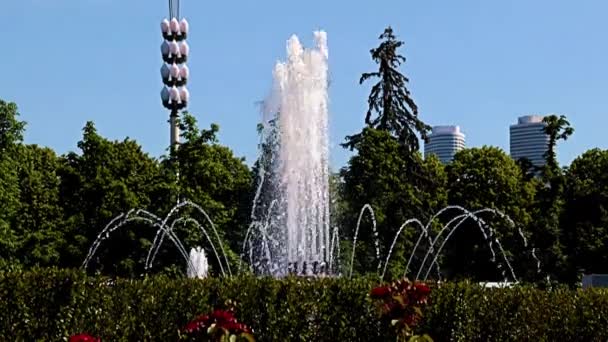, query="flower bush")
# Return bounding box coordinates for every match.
[370,279,433,342]
[180,301,254,342]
